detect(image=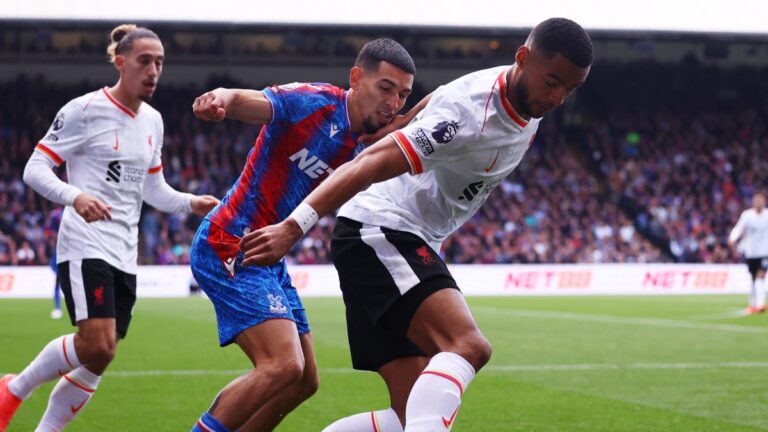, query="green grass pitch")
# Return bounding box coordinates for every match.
[1,295,766,431]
